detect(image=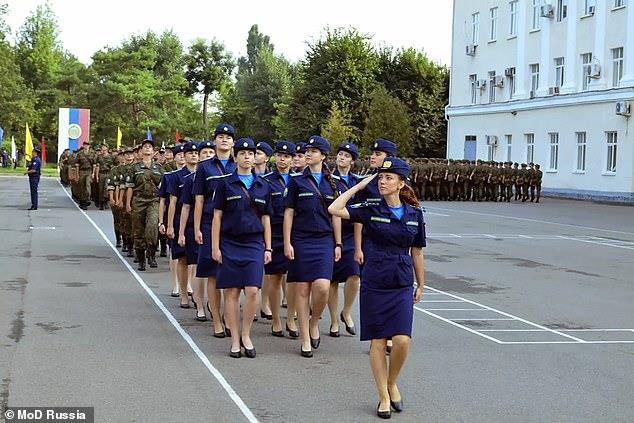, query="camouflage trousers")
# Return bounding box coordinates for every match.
[132,199,159,251]
[98,173,109,204]
[78,171,92,204]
